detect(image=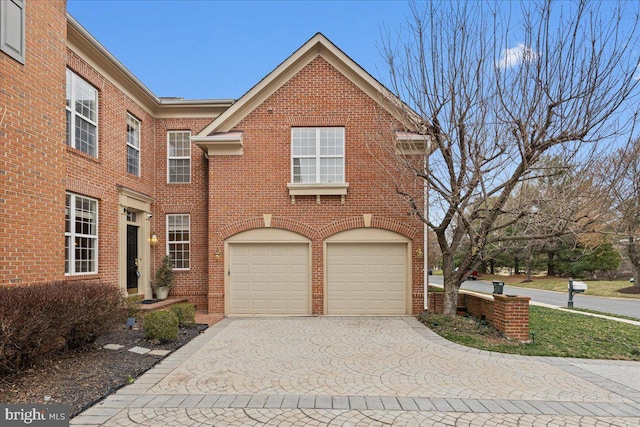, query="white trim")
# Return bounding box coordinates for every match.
[126,113,141,176]
[286,183,349,196]
[192,131,243,156]
[166,213,190,270]
[167,131,192,183]
[291,127,345,184]
[66,68,99,157]
[196,33,422,137]
[65,192,99,275]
